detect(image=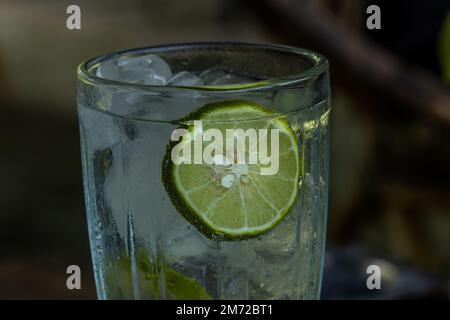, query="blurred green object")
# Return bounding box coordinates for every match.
[439,10,450,83]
